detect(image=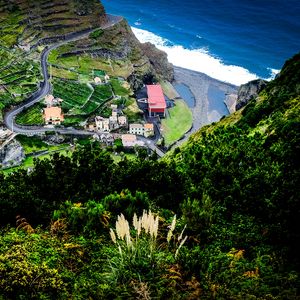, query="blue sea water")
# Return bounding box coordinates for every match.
[101,0,300,85]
